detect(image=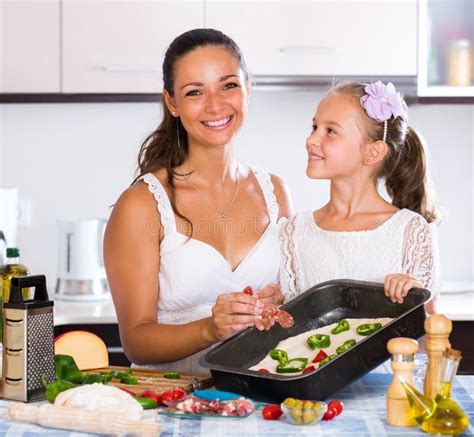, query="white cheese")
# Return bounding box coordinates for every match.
[54,383,143,420]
